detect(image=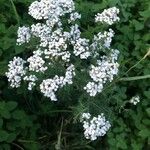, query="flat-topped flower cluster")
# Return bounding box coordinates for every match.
[6,0,120,141]
[80,113,111,140]
[95,7,120,25]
